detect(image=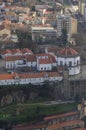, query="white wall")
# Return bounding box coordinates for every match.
[37,63,52,71]
[0,75,63,85]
